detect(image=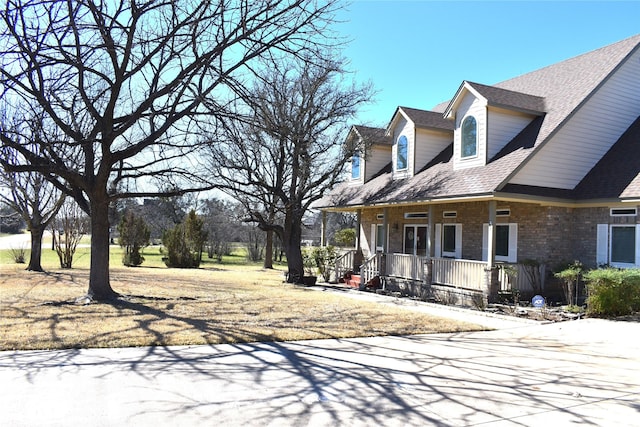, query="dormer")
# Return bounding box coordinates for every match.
[346,125,391,185]
[386,107,454,180]
[443,81,545,171]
